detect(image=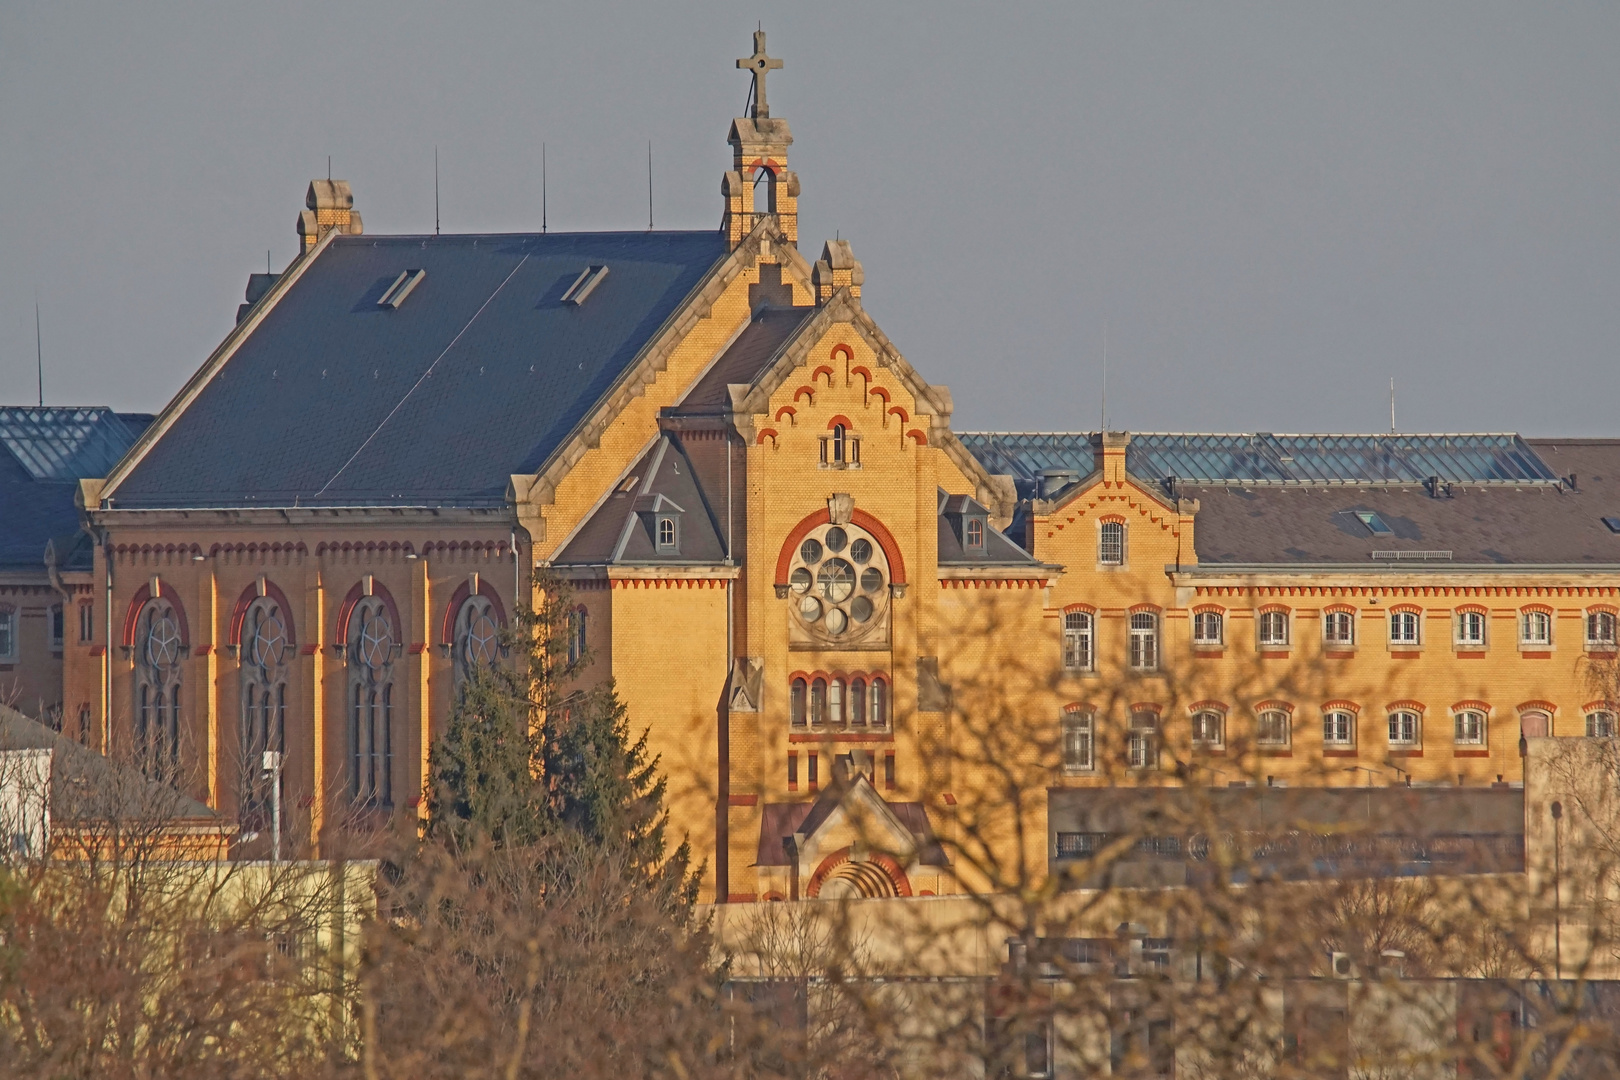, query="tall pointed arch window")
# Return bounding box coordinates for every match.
[240,596,290,825]
[133,596,184,778]
[453,593,502,693]
[348,597,397,808]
